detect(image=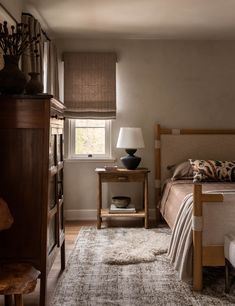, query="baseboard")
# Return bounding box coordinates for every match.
[65,209,96,220]
[65,209,156,221]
